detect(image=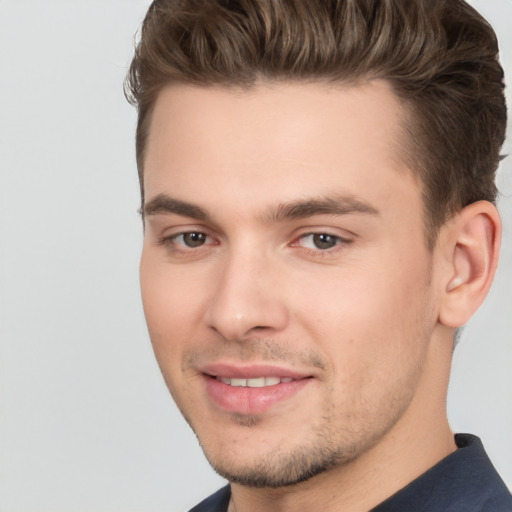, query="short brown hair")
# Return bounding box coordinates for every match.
[125,0,507,246]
